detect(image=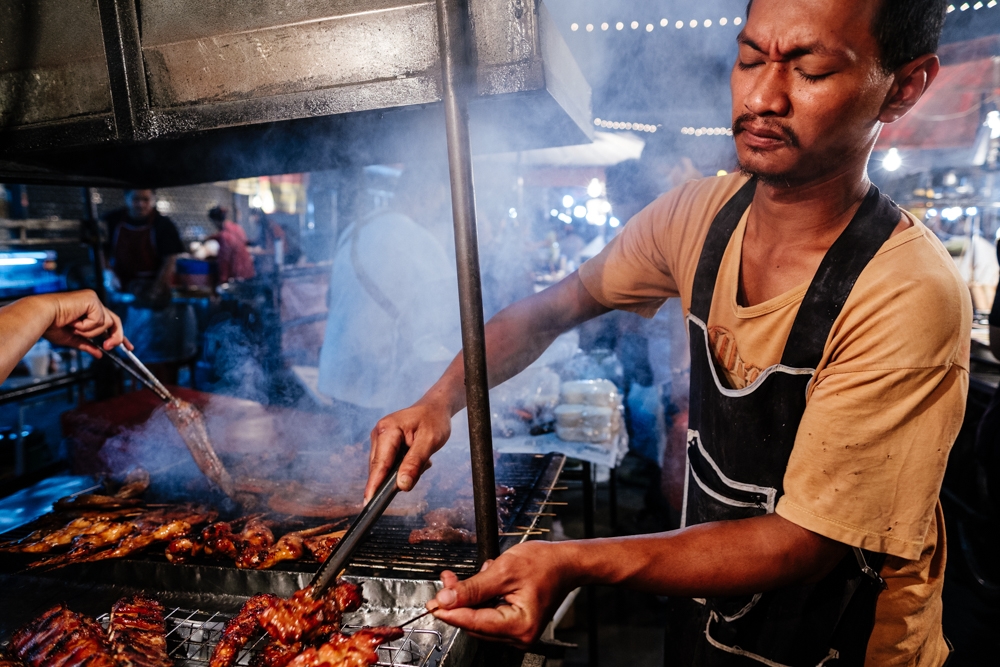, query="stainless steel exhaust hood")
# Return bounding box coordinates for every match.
[0,0,591,186]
